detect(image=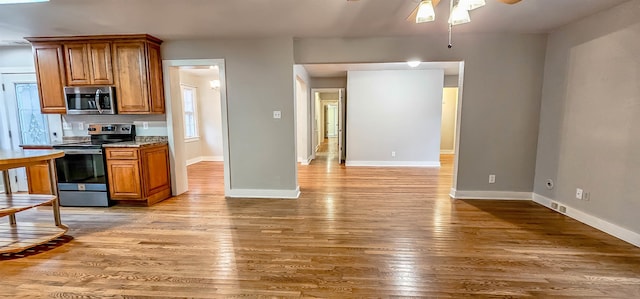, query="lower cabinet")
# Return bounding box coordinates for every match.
[105,144,171,205]
[26,164,53,194]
